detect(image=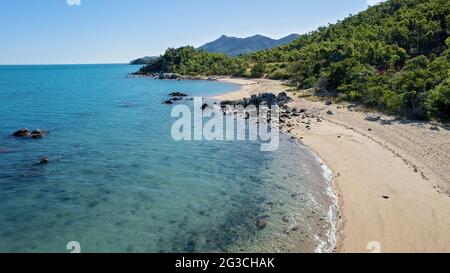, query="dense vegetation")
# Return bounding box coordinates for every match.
[138,0,450,120]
